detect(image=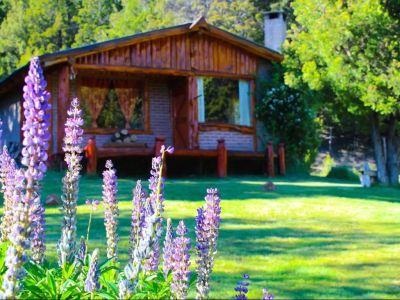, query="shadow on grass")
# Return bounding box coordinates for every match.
[41,171,400,205]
